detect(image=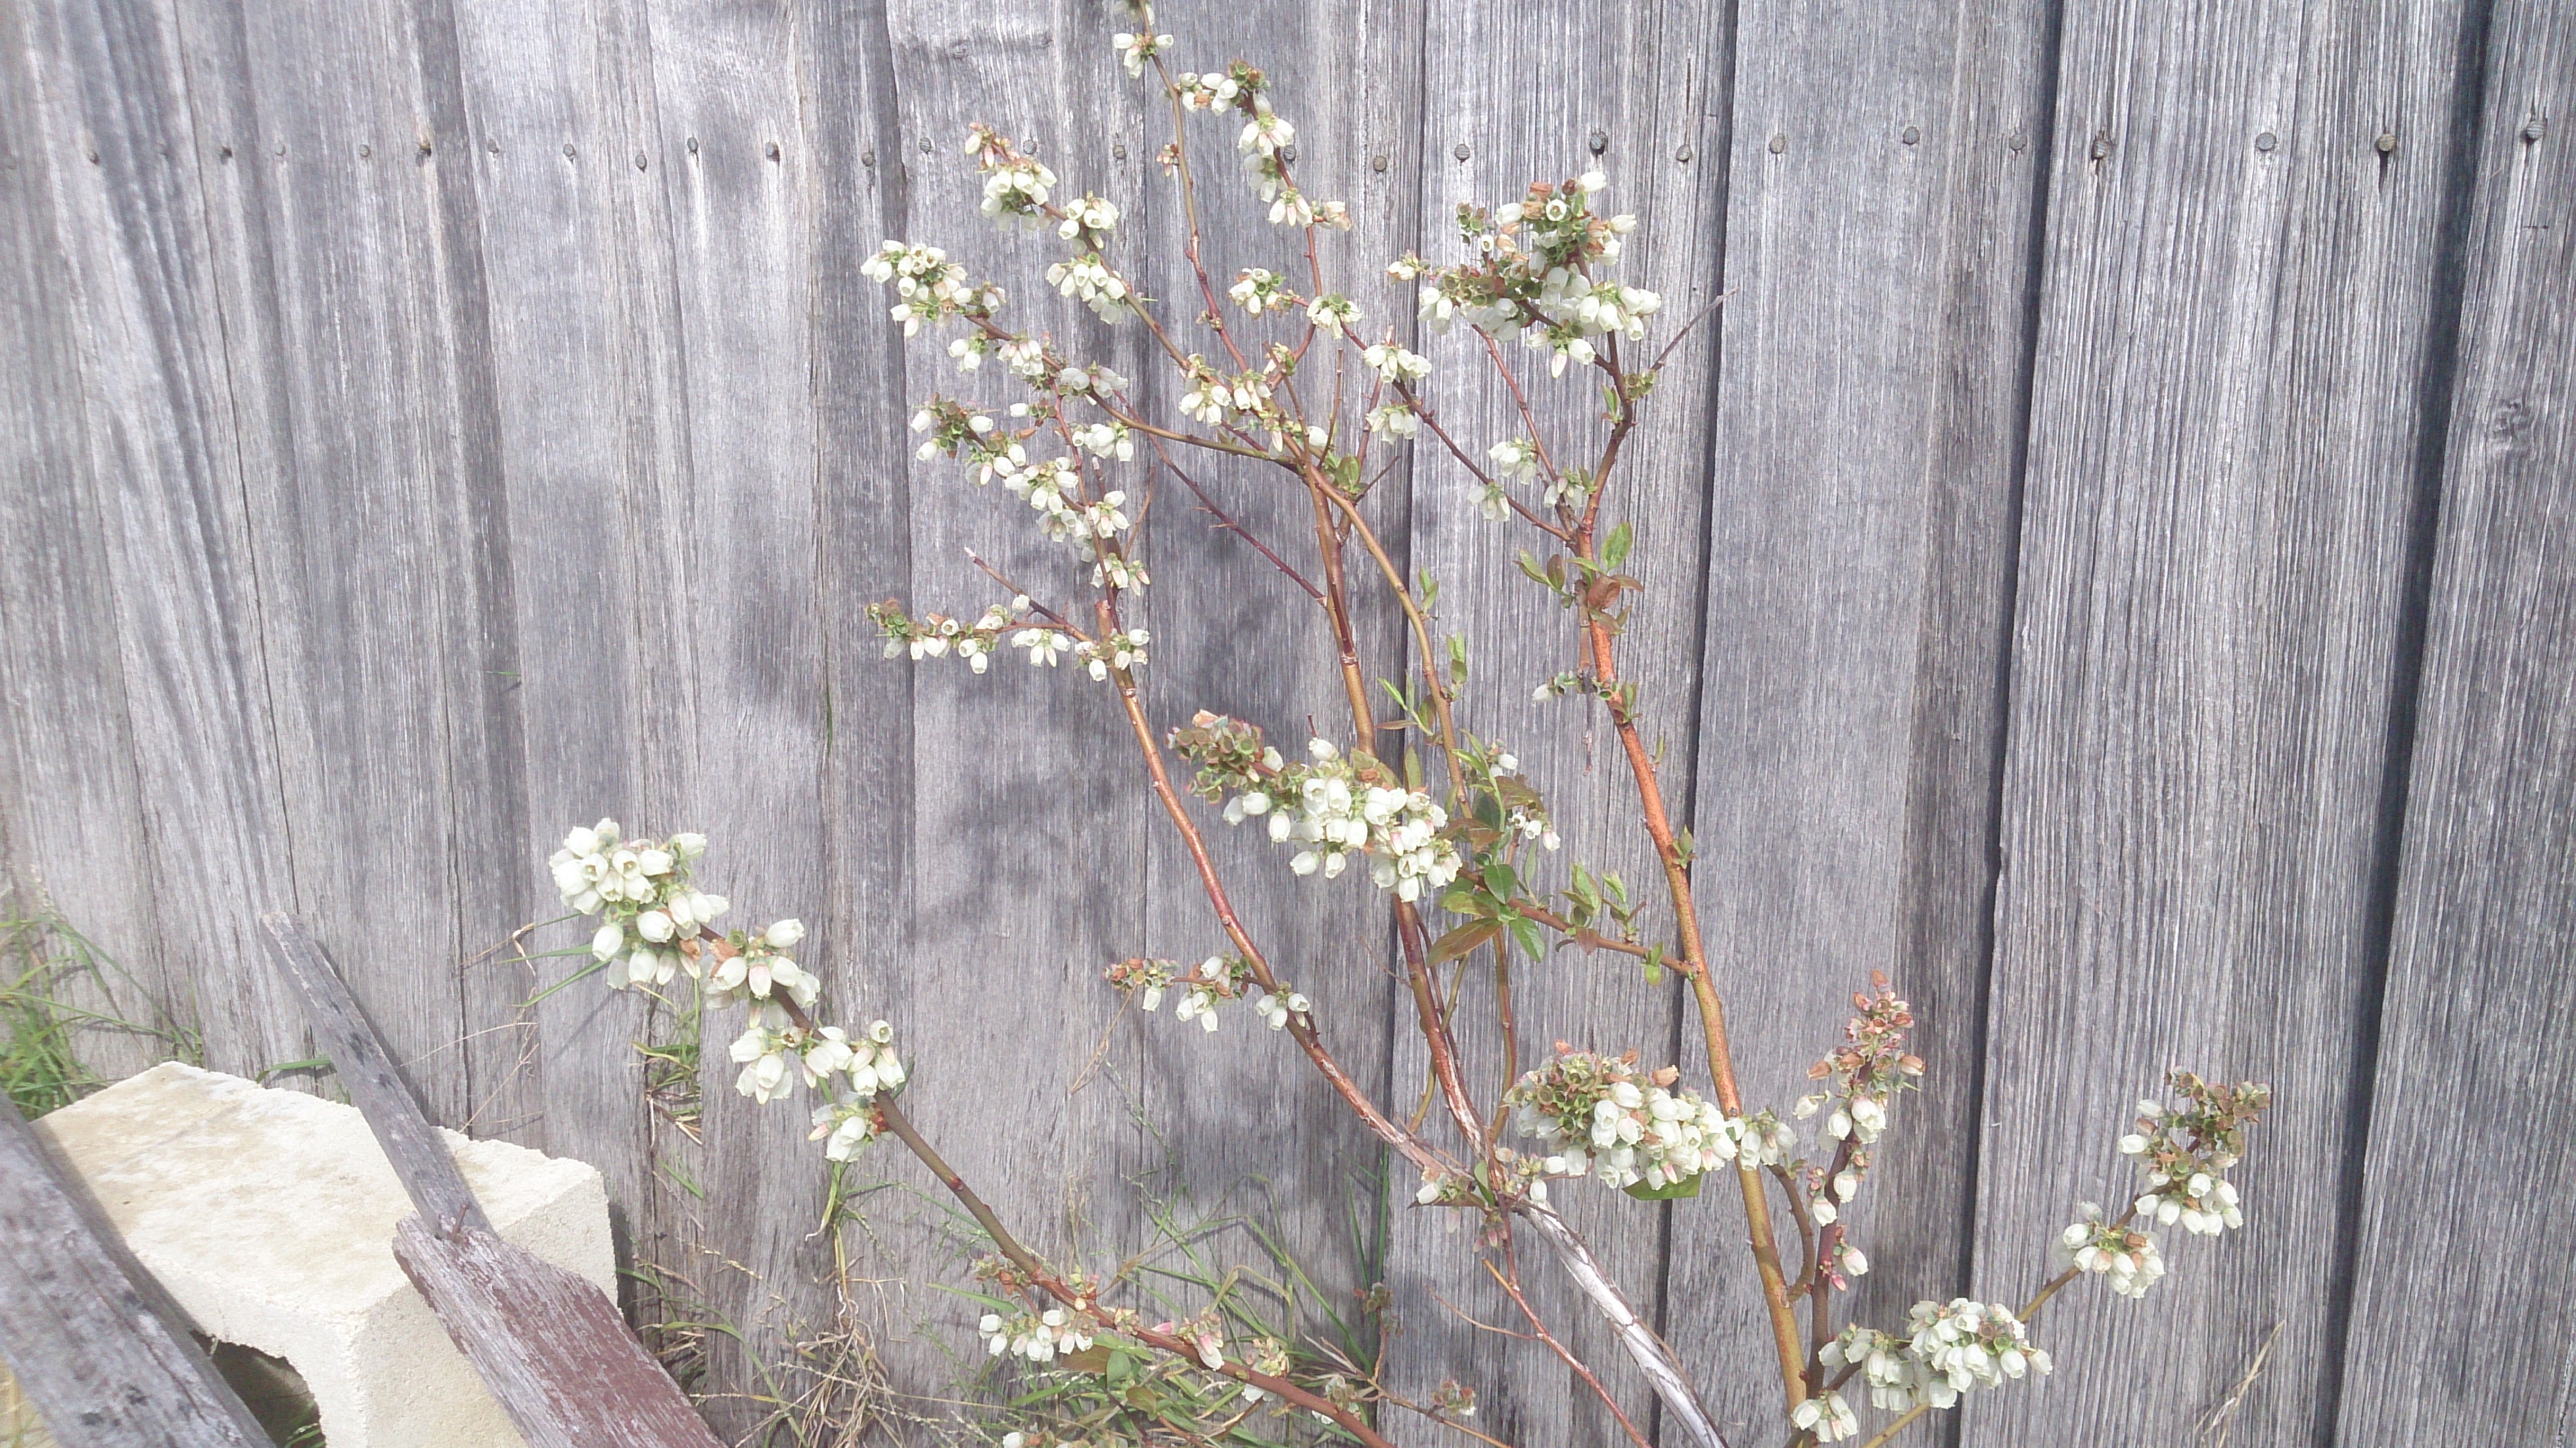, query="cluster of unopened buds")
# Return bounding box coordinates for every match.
[549,820,725,988]
[979,1307,1095,1364]
[1504,1049,1741,1193]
